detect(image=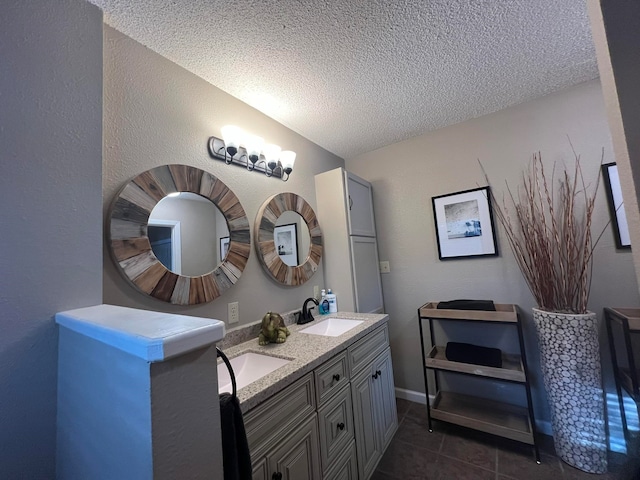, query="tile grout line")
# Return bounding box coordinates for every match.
[437,429,445,455]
